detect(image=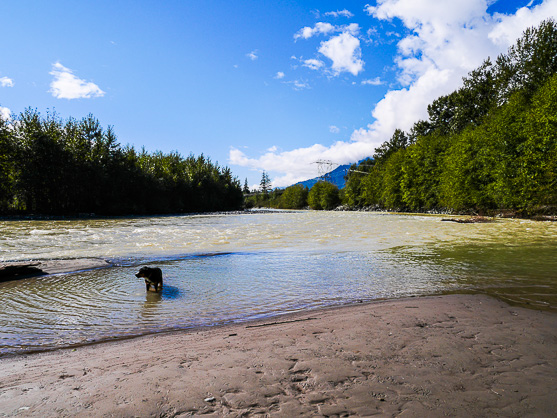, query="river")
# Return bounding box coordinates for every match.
[1,211,556,355]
